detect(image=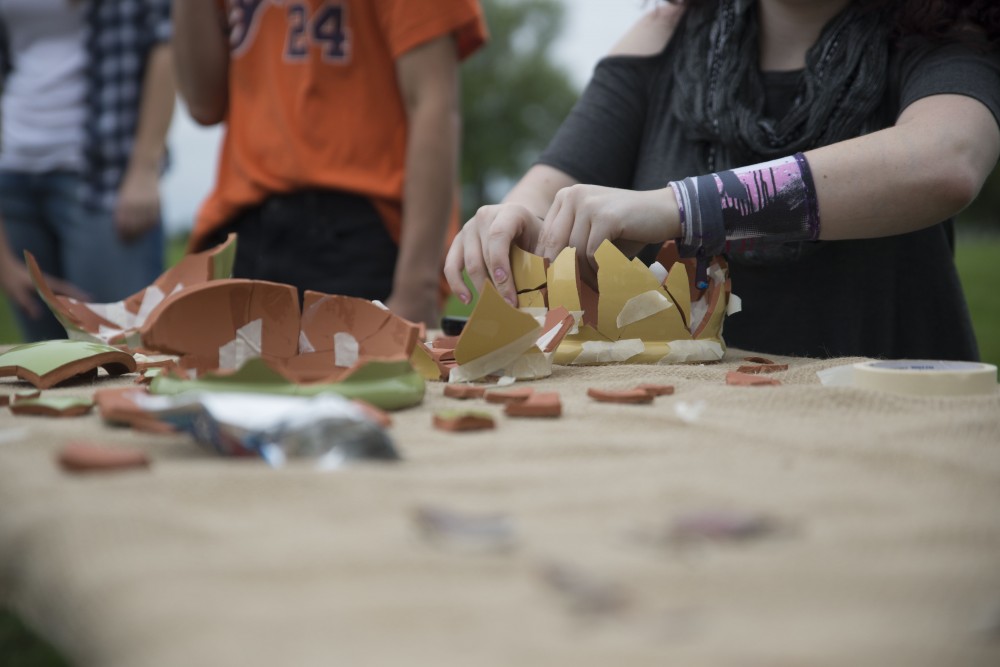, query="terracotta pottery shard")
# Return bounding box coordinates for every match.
[11,396,95,417]
[536,306,576,354]
[299,292,421,361]
[736,363,789,375]
[431,335,460,350]
[505,391,561,417]
[743,356,776,365]
[586,388,655,405]
[454,281,541,366]
[139,279,300,365]
[0,340,136,389]
[94,387,175,433]
[432,410,496,432]
[484,387,534,404]
[636,383,675,397]
[443,384,487,400]
[57,441,151,473]
[726,371,782,387]
[26,234,236,345]
[547,247,583,313]
[410,342,450,382]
